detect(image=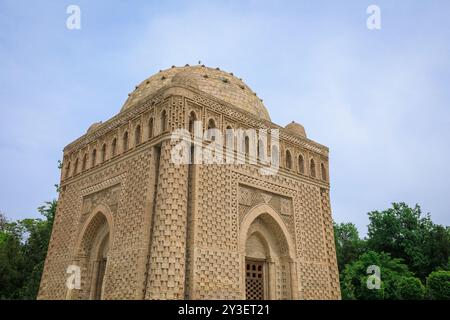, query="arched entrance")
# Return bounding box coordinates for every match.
[71,204,113,300]
[240,204,298,300]
[88,220,109,300]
